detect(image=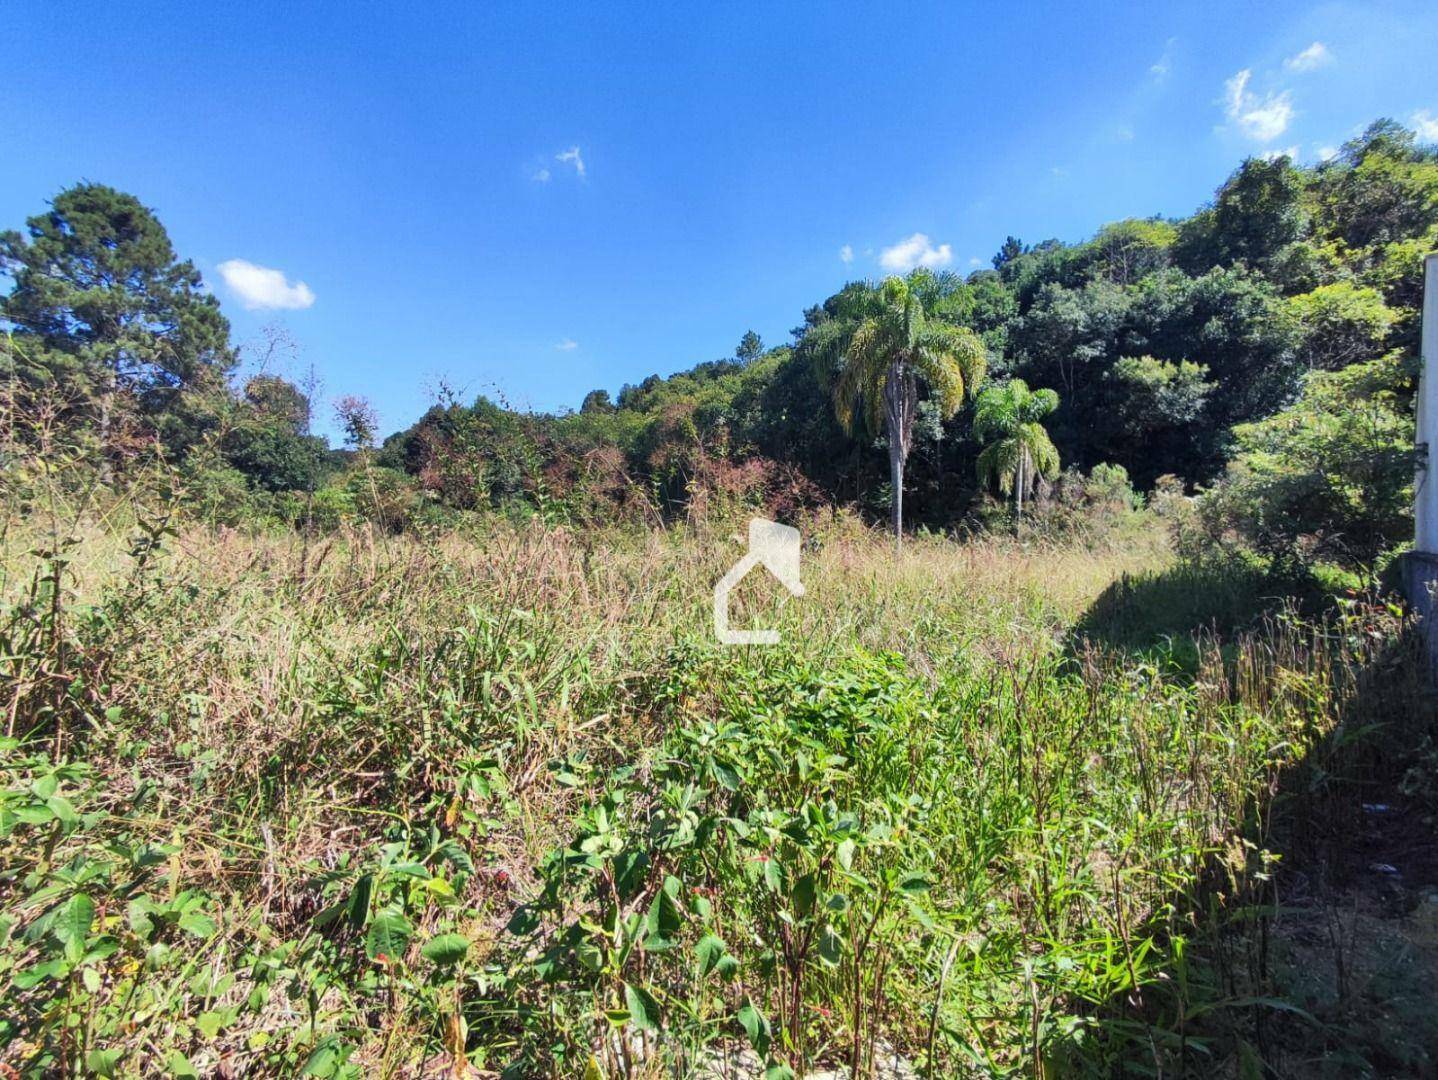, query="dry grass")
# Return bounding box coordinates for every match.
[9,502,1422,1078]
